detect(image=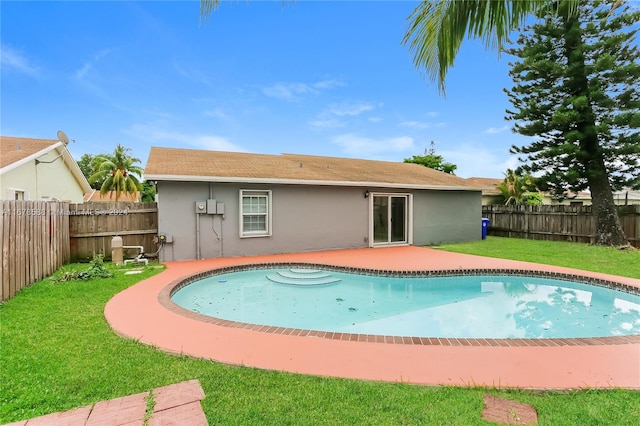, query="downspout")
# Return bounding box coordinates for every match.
[196,212,201,260]
[210,182,224,258]
[219,216,224,258]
